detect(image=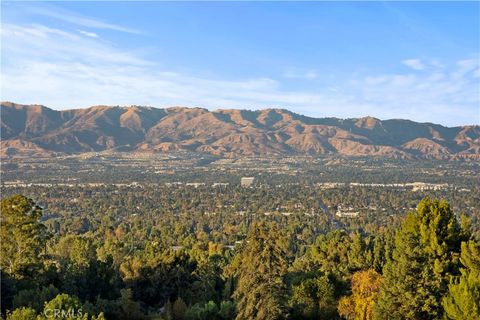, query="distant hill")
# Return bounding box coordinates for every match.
[1,102,479,159]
